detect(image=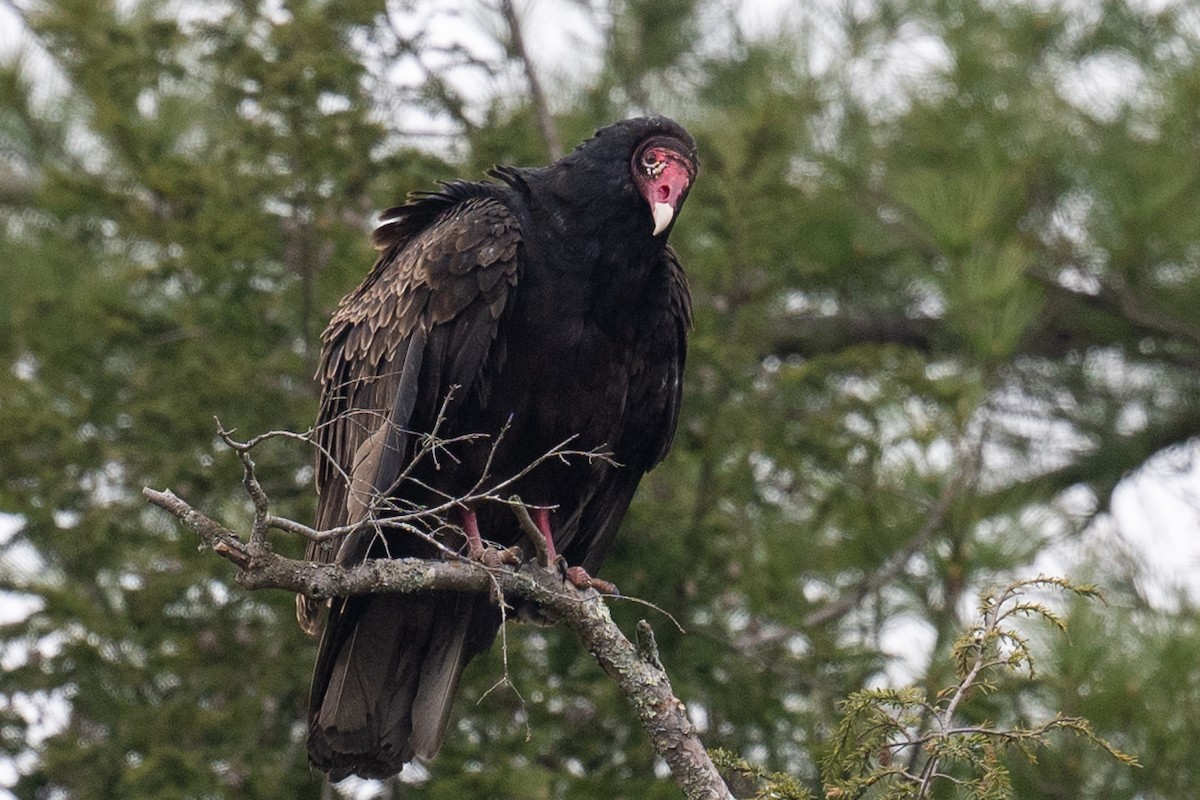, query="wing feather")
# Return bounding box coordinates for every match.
[560,245,692,572]
[647,246,693,466]
[297,192,521,633]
